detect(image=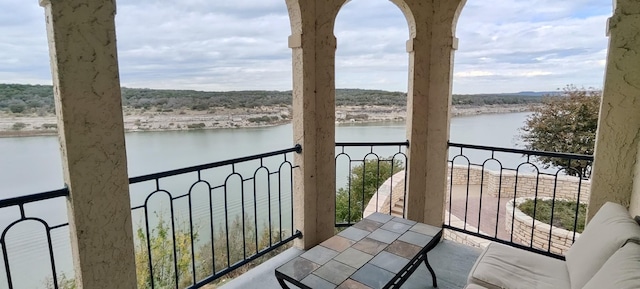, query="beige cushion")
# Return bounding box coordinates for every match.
[565,202,640,289]
[464,284,488,289]
[582,242,640,289]
[467,242,570,289]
